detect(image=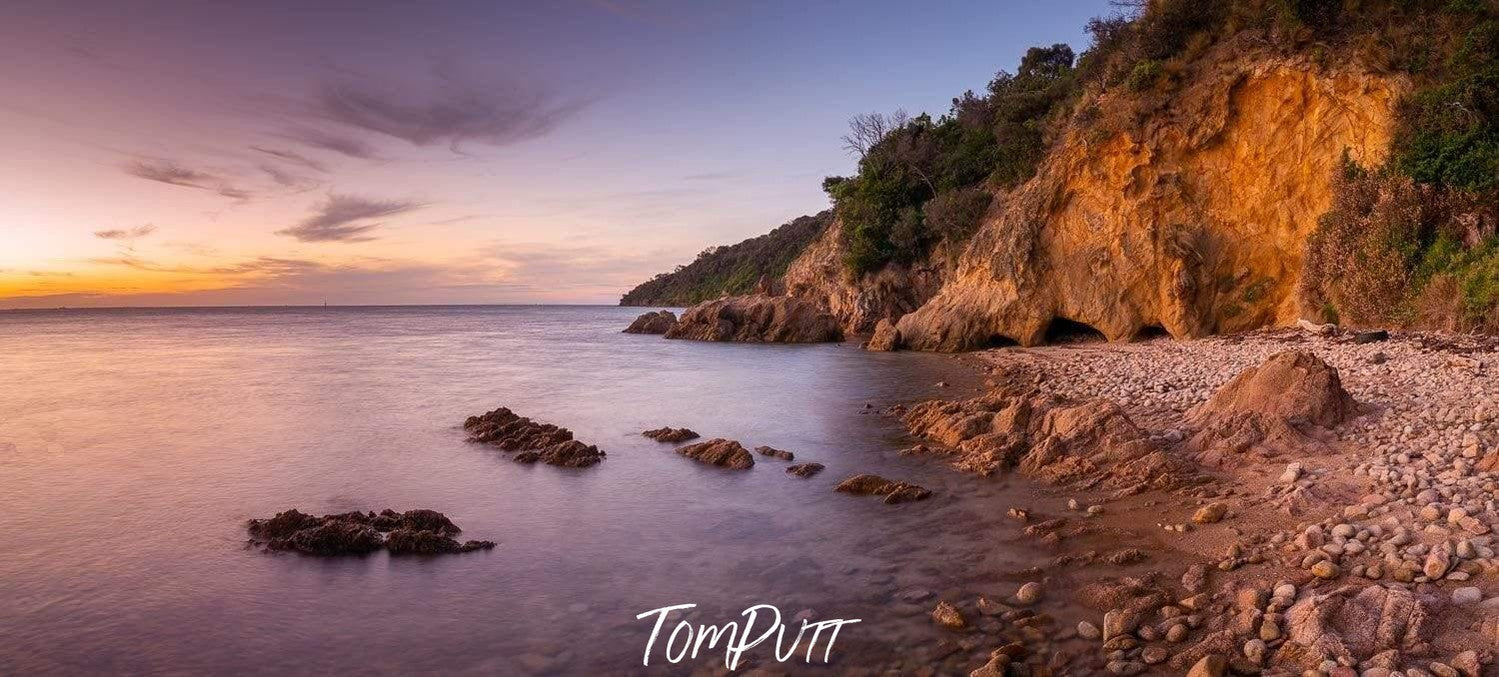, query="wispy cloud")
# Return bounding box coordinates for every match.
[277,194,427,243]
[312,73,588,152]
[93,224,157,240]
[123,159,251,201]
[259,164,319,192]
[280,127,382,160]
[250,146,329,173]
